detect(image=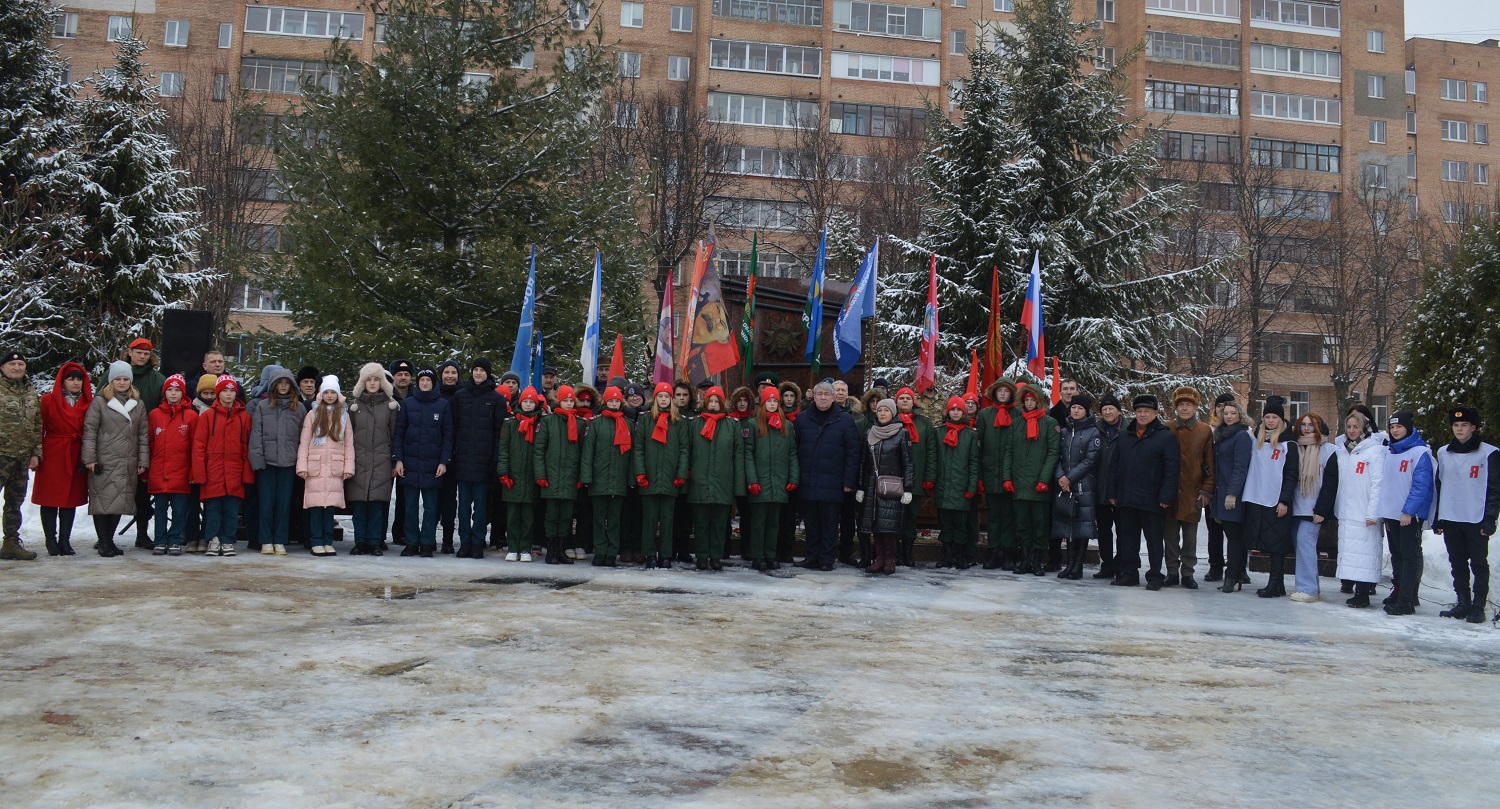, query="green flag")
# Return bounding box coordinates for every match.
[739,233,757,379]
